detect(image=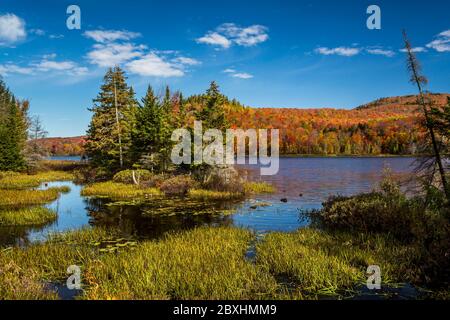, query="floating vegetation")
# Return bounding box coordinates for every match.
[81,182,162,199]
[244,182,276,194]
[188,189,244,200]
[0,171,74,190]
[0,207,57,226]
